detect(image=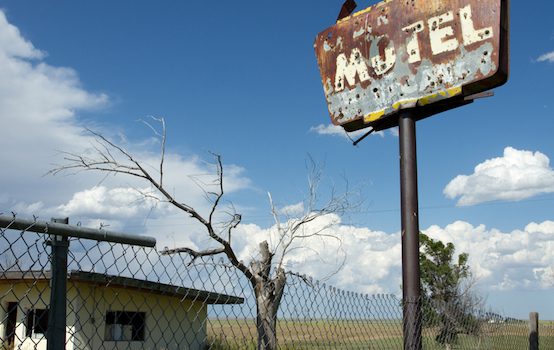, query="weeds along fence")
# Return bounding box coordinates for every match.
[1,214,552,350]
